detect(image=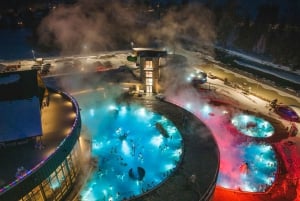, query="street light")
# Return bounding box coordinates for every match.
[31,49,36,60]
